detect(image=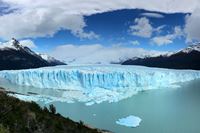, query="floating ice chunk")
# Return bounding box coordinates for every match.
[85,101,95,106]
[8,94,41,102]
[116,115,142,128]
[8,93,74,104]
